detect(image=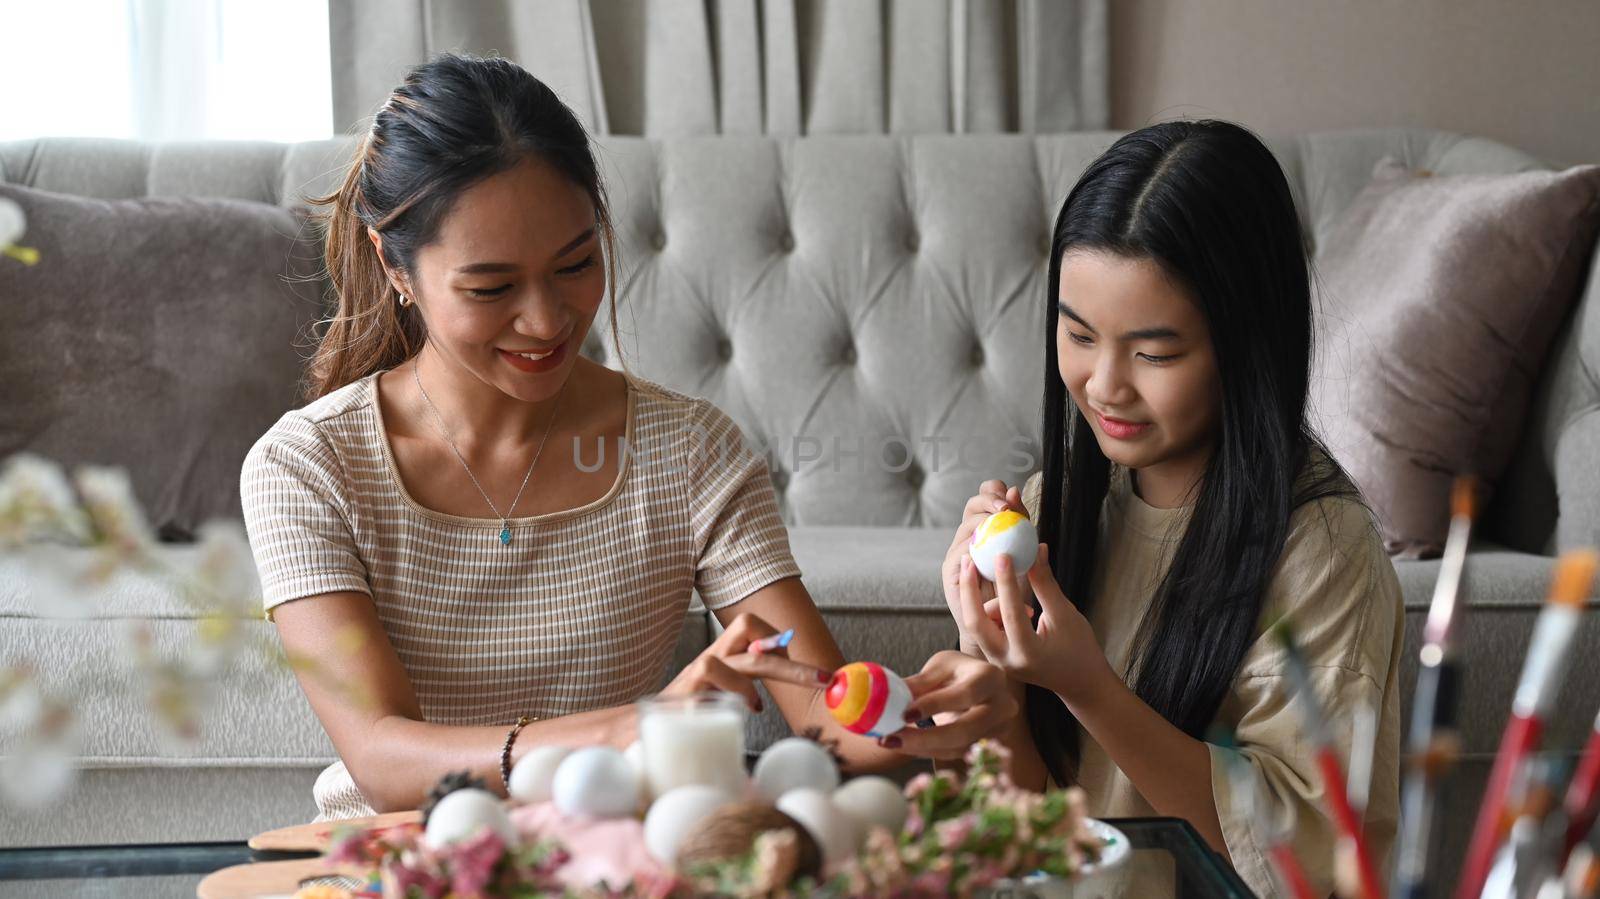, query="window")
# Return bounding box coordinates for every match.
[0,0,332,142]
